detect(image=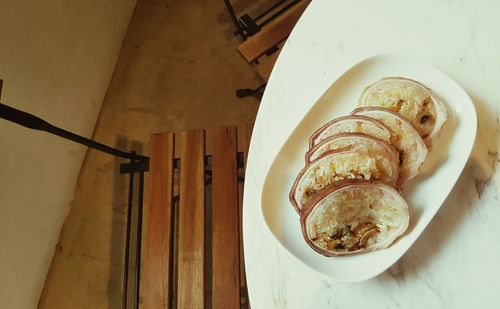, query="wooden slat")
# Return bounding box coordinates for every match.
[238,0,311,63]
[0,79,3,98]
[254,50,281,81]
[211,126,240,308]
[142,133,174,308]
[177,130,205,308]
